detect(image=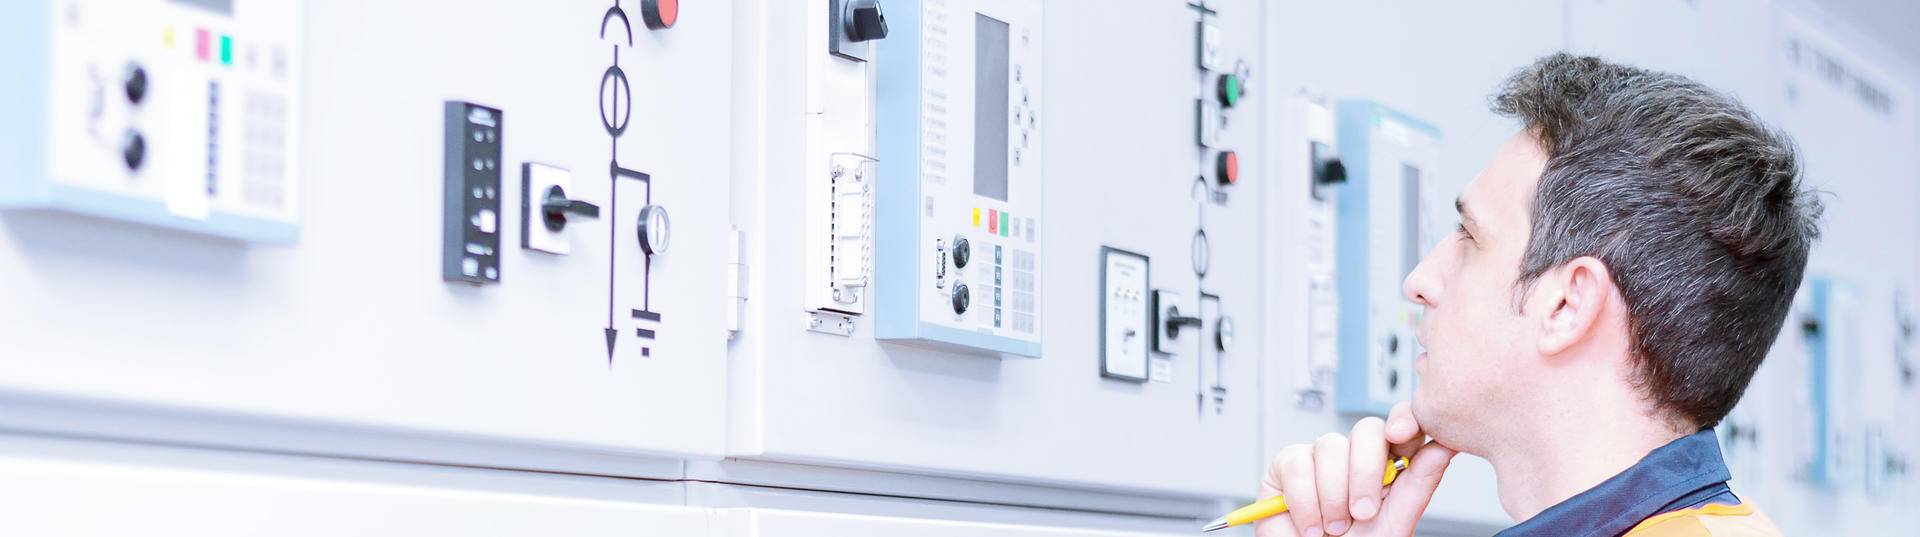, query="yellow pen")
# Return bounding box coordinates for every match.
[1202,457,1410,532]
